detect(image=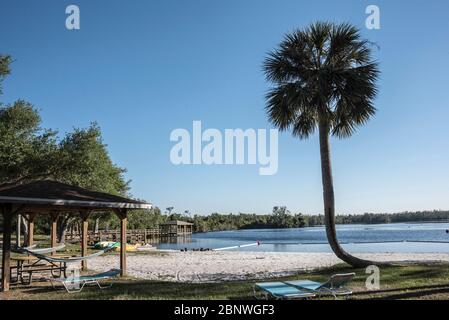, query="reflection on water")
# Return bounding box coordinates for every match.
[159,236,193,245]
[156,222,449,253]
